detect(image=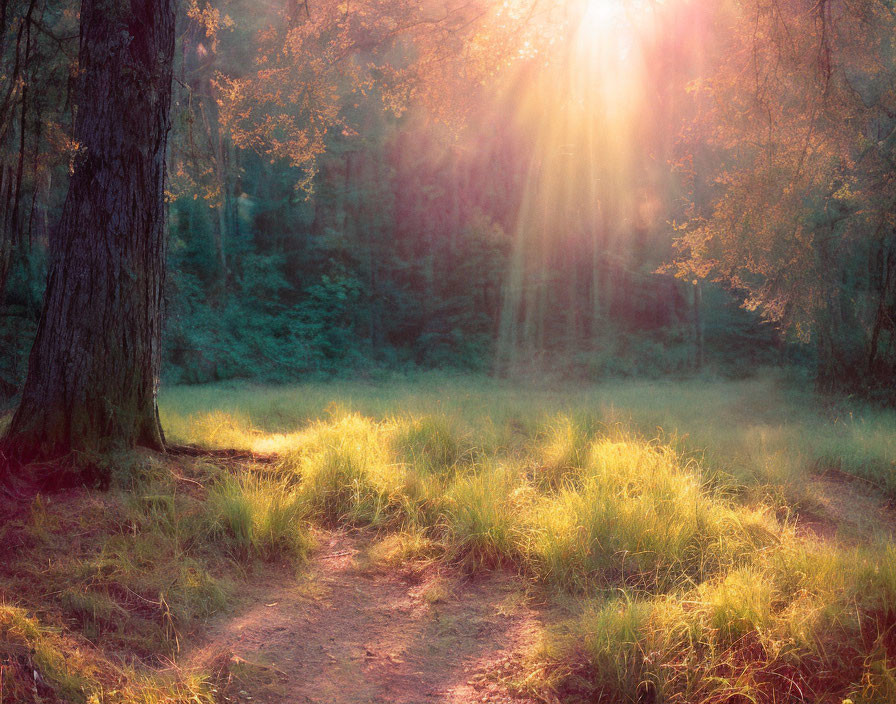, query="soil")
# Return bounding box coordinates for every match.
[190,531,547,704]
[798,470,896,542]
